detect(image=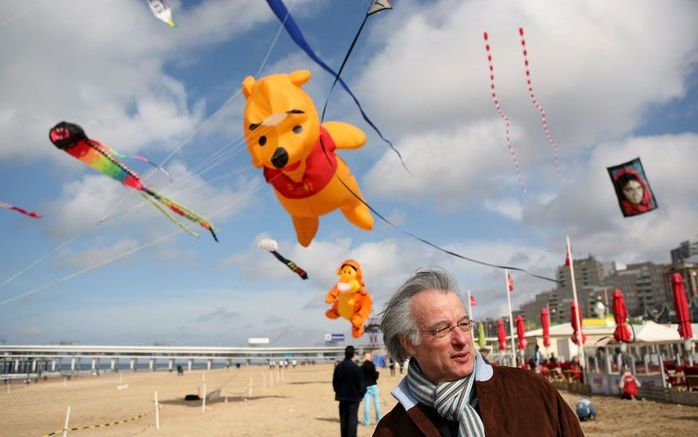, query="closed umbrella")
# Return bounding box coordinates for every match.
[672,273,693,339]
[612,288,632,342]
[477,322,487,349]
[516,315,527,350]
[497,319,508,351]
[570,301,586,345]
[541,307,551,348]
